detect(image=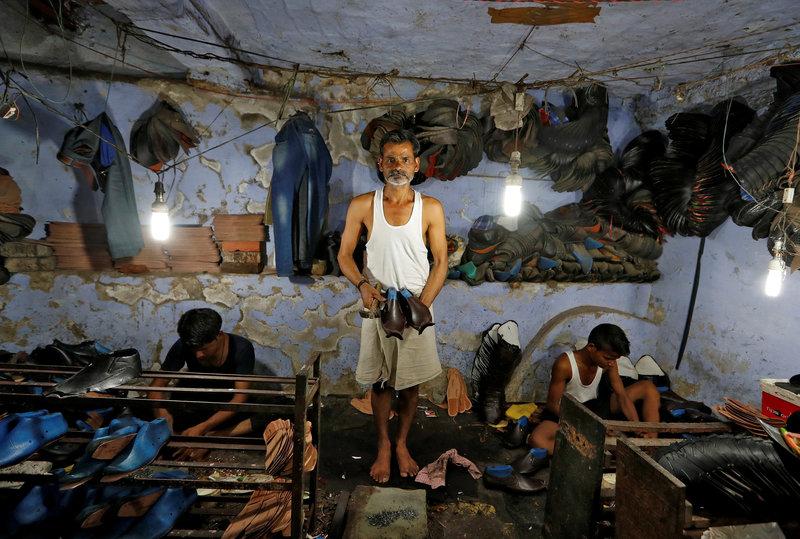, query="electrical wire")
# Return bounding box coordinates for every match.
[490,26,535,82]
[16,0,73,104]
